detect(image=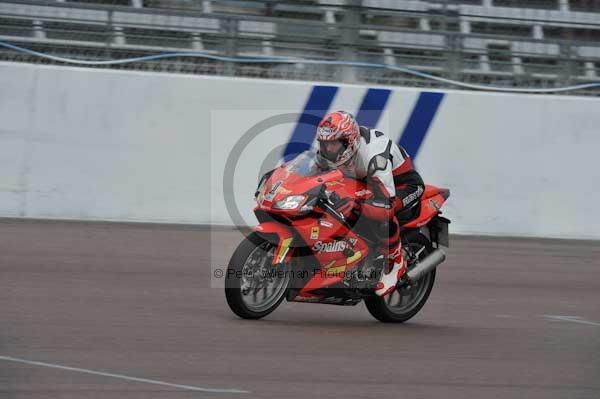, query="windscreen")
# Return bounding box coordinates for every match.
[284,151,329,177]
